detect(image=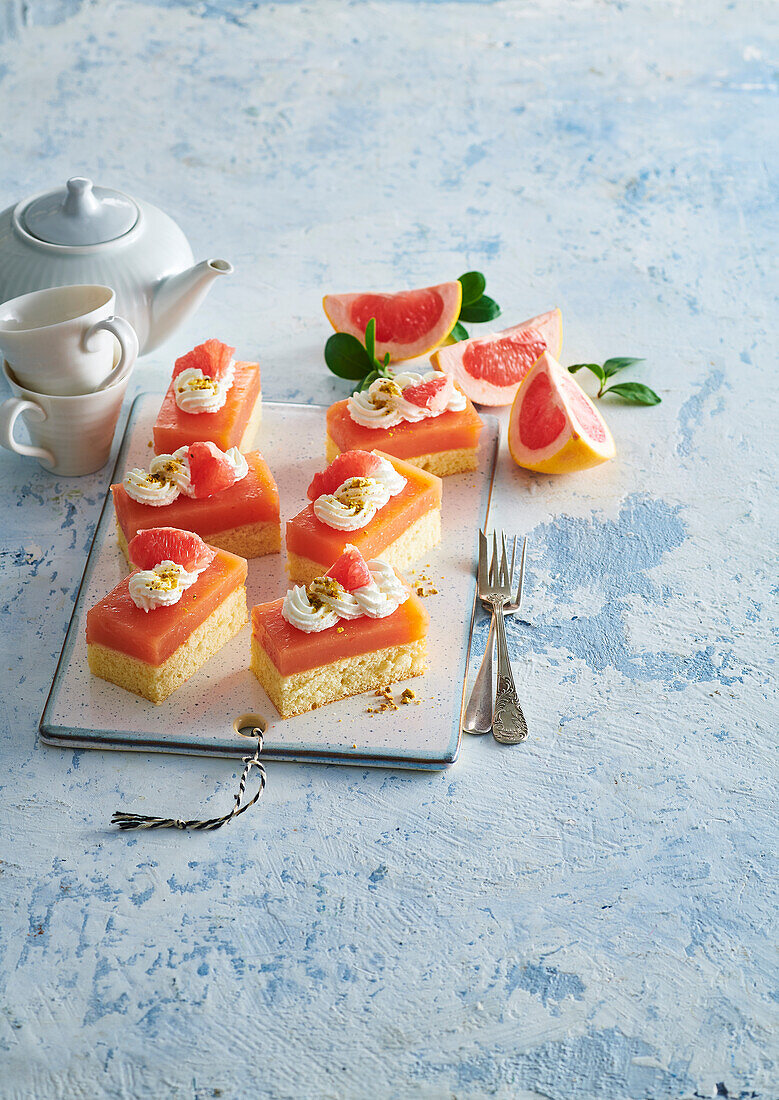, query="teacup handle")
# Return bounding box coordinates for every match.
[0,397,54,465]
[85,316,139,391]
